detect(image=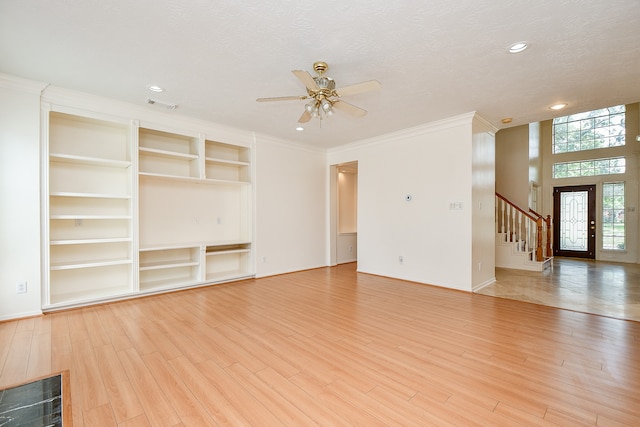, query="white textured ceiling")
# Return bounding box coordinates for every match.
[1,0,639,148]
